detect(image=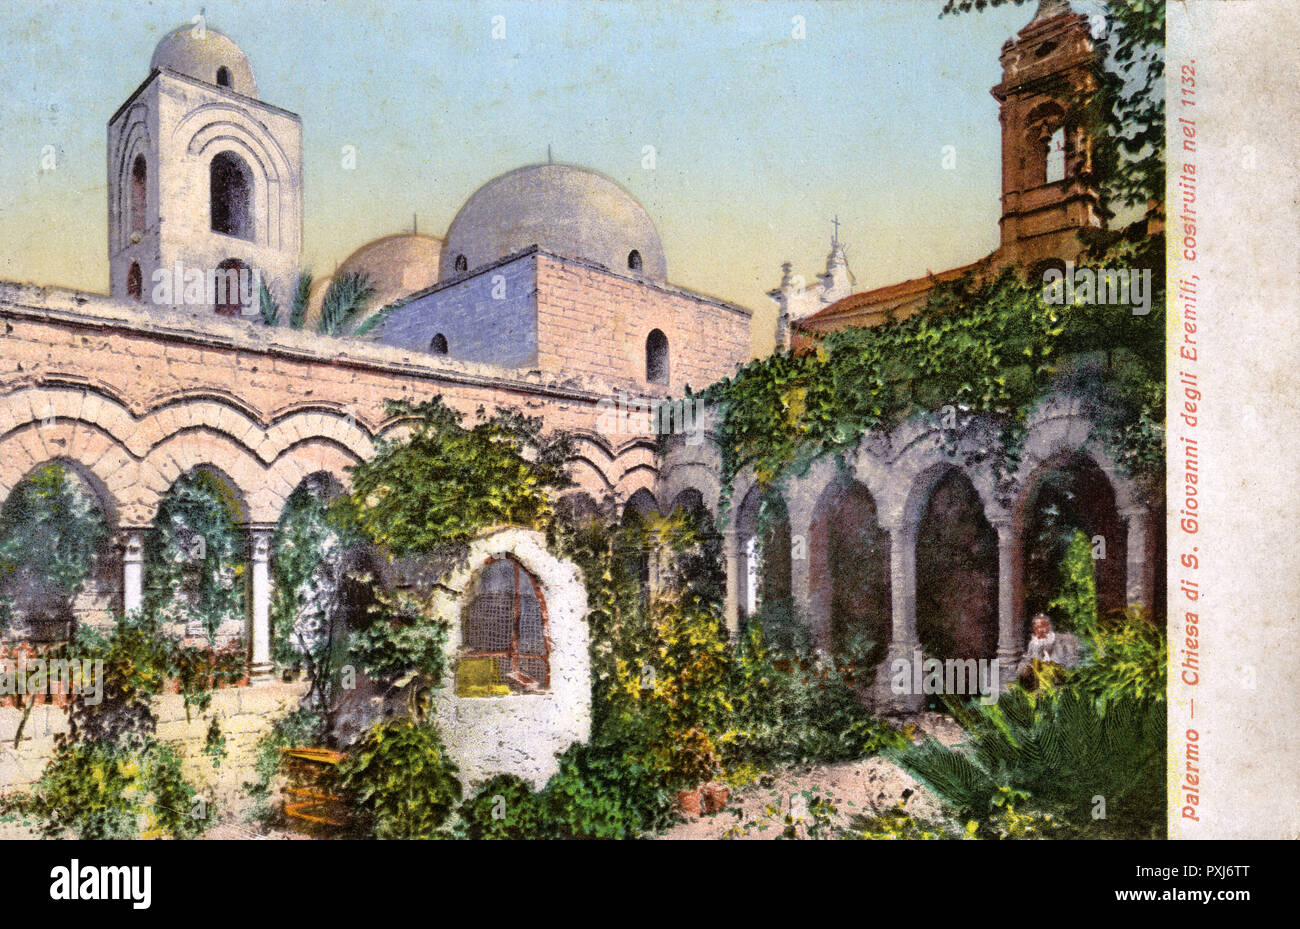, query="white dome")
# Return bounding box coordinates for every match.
[441,163,667,281]
[151,25,257,98]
